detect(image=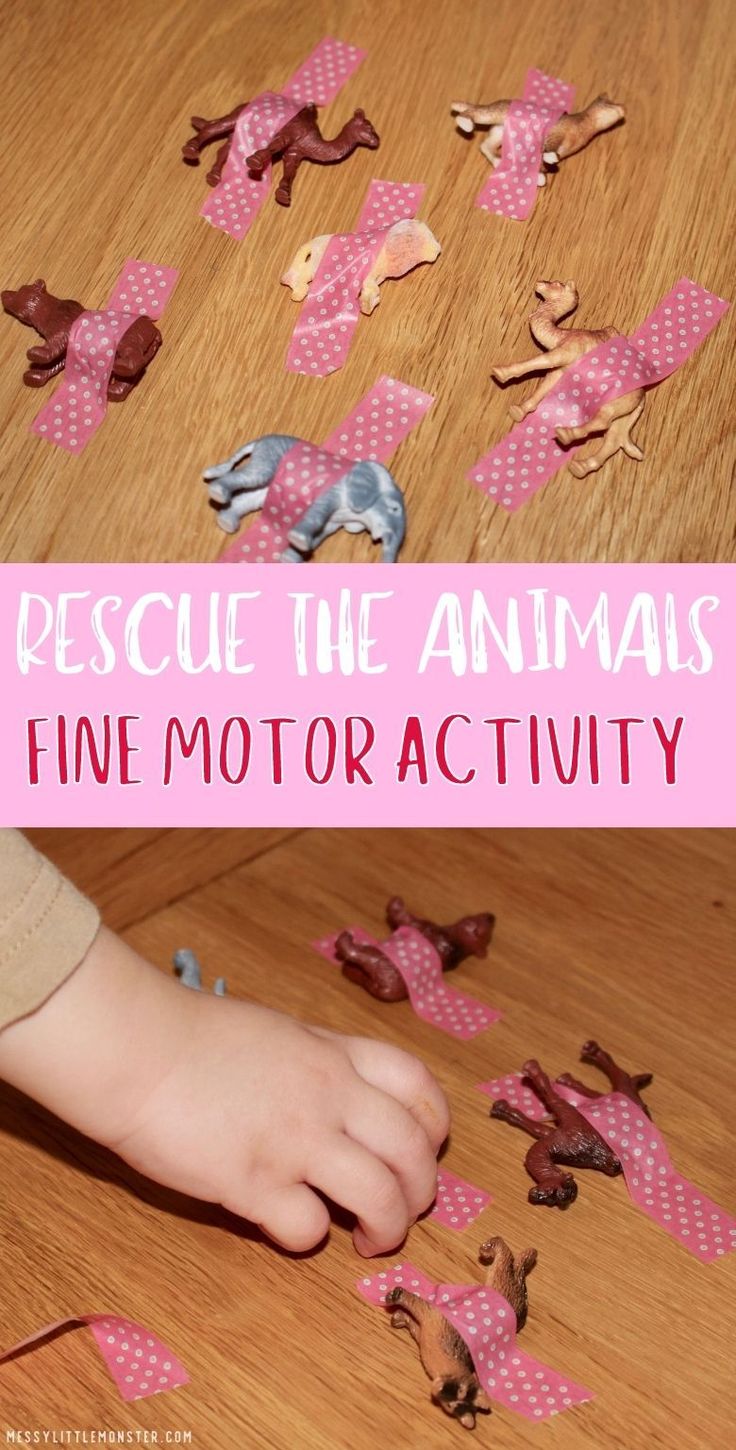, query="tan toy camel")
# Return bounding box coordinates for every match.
[450,94,624,186]
[281,218,441,315]
[490,279,645,479]
[386,1236,537,1430]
